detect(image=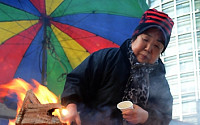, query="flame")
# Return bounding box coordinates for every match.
[61,108,69,116]
[0,78,63,125]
